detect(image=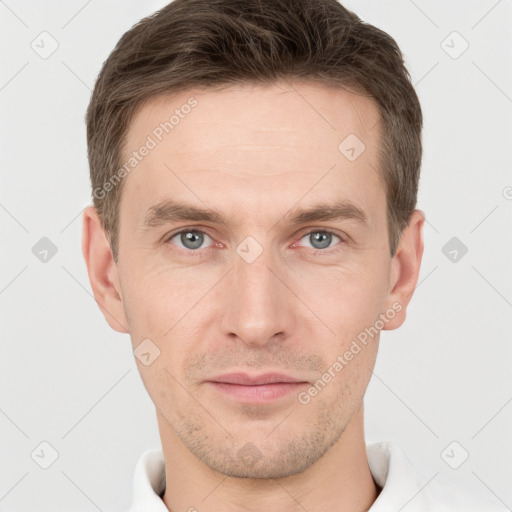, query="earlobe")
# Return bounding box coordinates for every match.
[81,205,129,334]
[382,209,425,331]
